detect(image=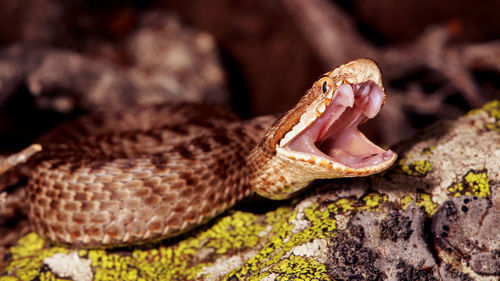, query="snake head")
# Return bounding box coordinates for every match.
[255,58,397,199]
